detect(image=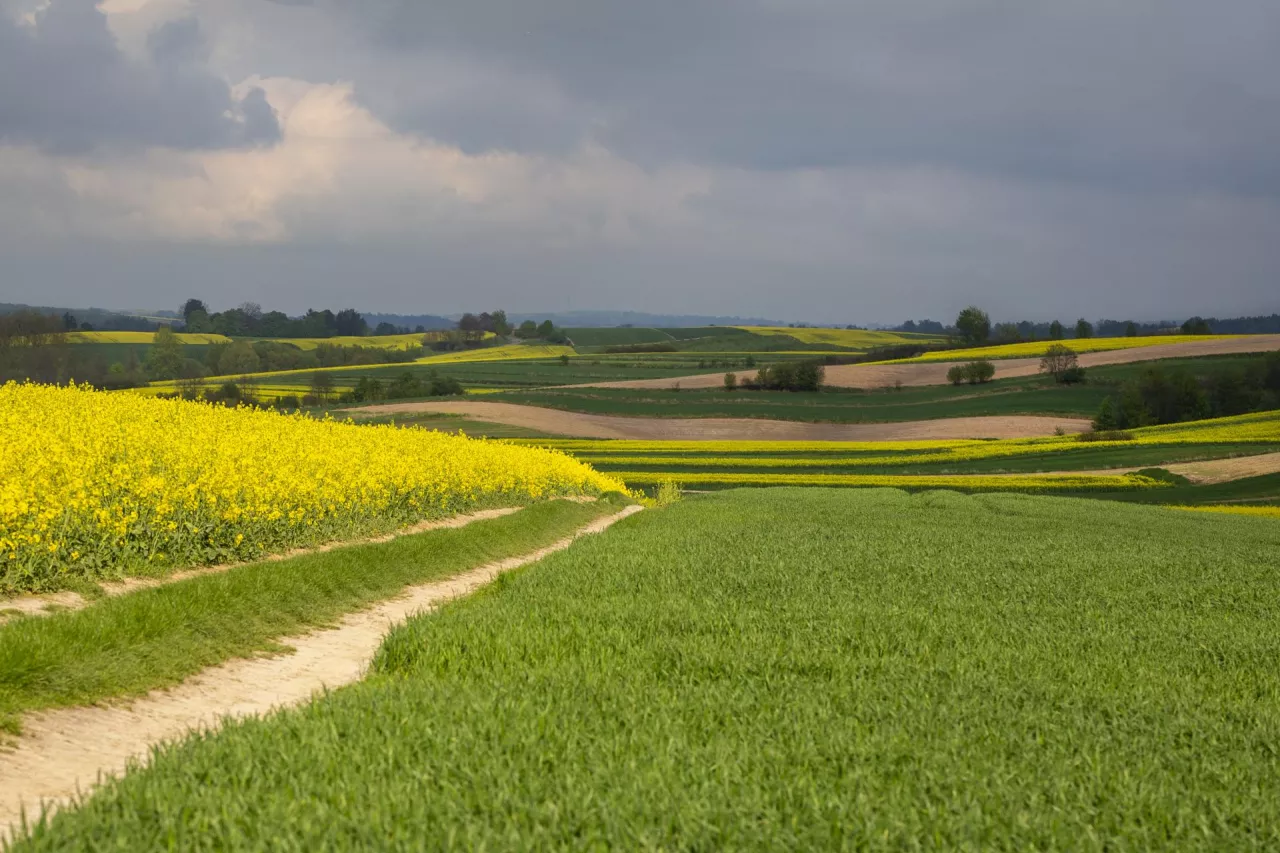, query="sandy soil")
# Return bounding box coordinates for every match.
[0,505,643,841]
[1,507,524,623]
[575,335,1280,390]
[1073,451,1280,484]
[349,401,1090,441]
